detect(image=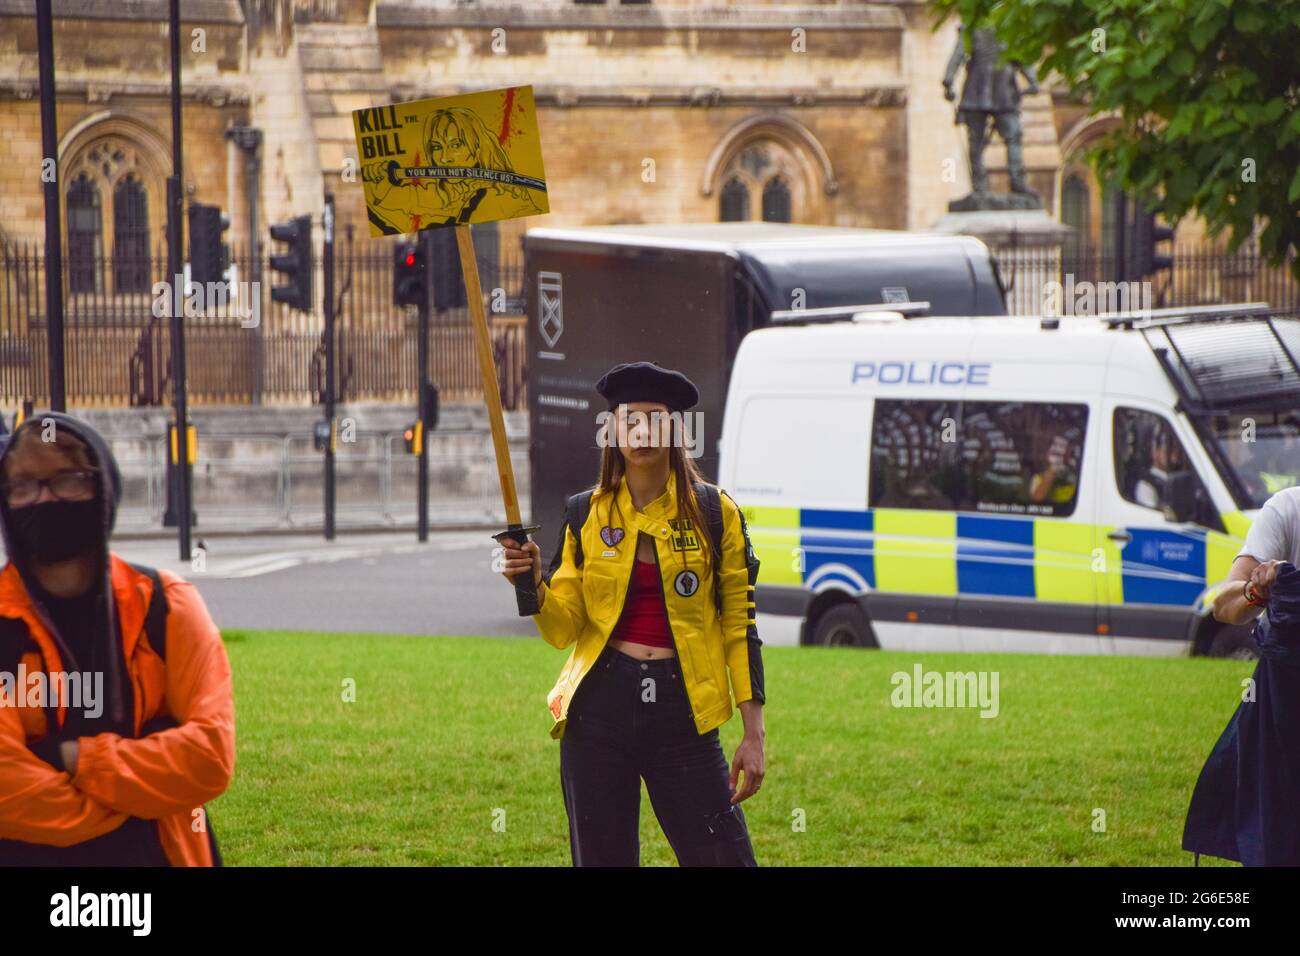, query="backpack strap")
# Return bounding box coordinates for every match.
[0,615,37,674]
[126,563,170,662]
[544,490,595,585]
[568,490,595,570]
[693,481,725,618]
[207,811,223,866]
